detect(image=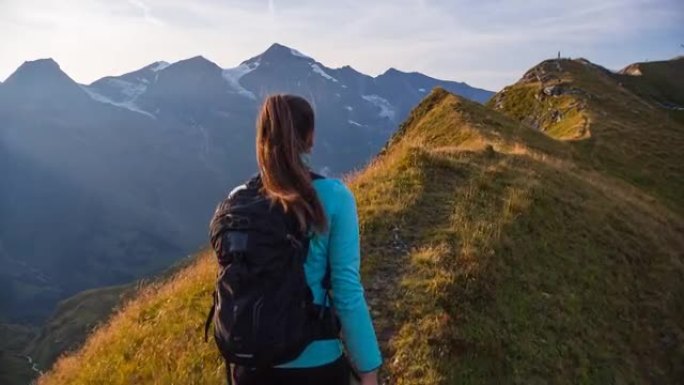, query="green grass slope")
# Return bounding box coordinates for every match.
[26,284,134,371]
[0,324,37,385]
[488,58,684,214]
[0,286,134,385]
[22,253,201,380]
[39,88,684,385]
[0,353,34,385]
